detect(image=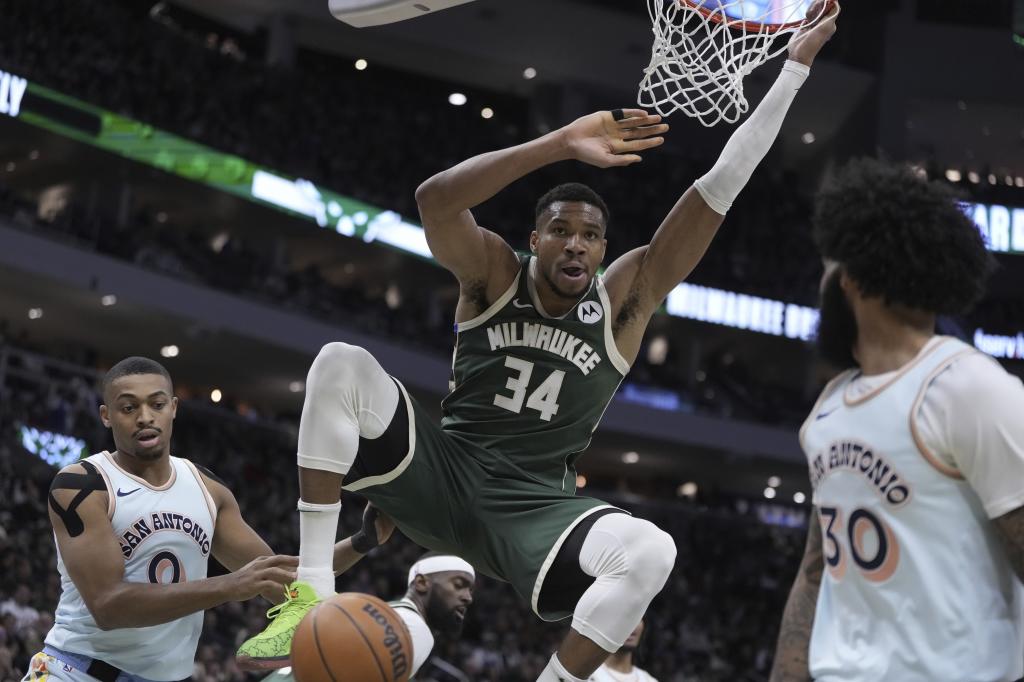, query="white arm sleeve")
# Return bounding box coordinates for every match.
[694,60,810,215]
[395,606,435,677]
[915,353,1024,519]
